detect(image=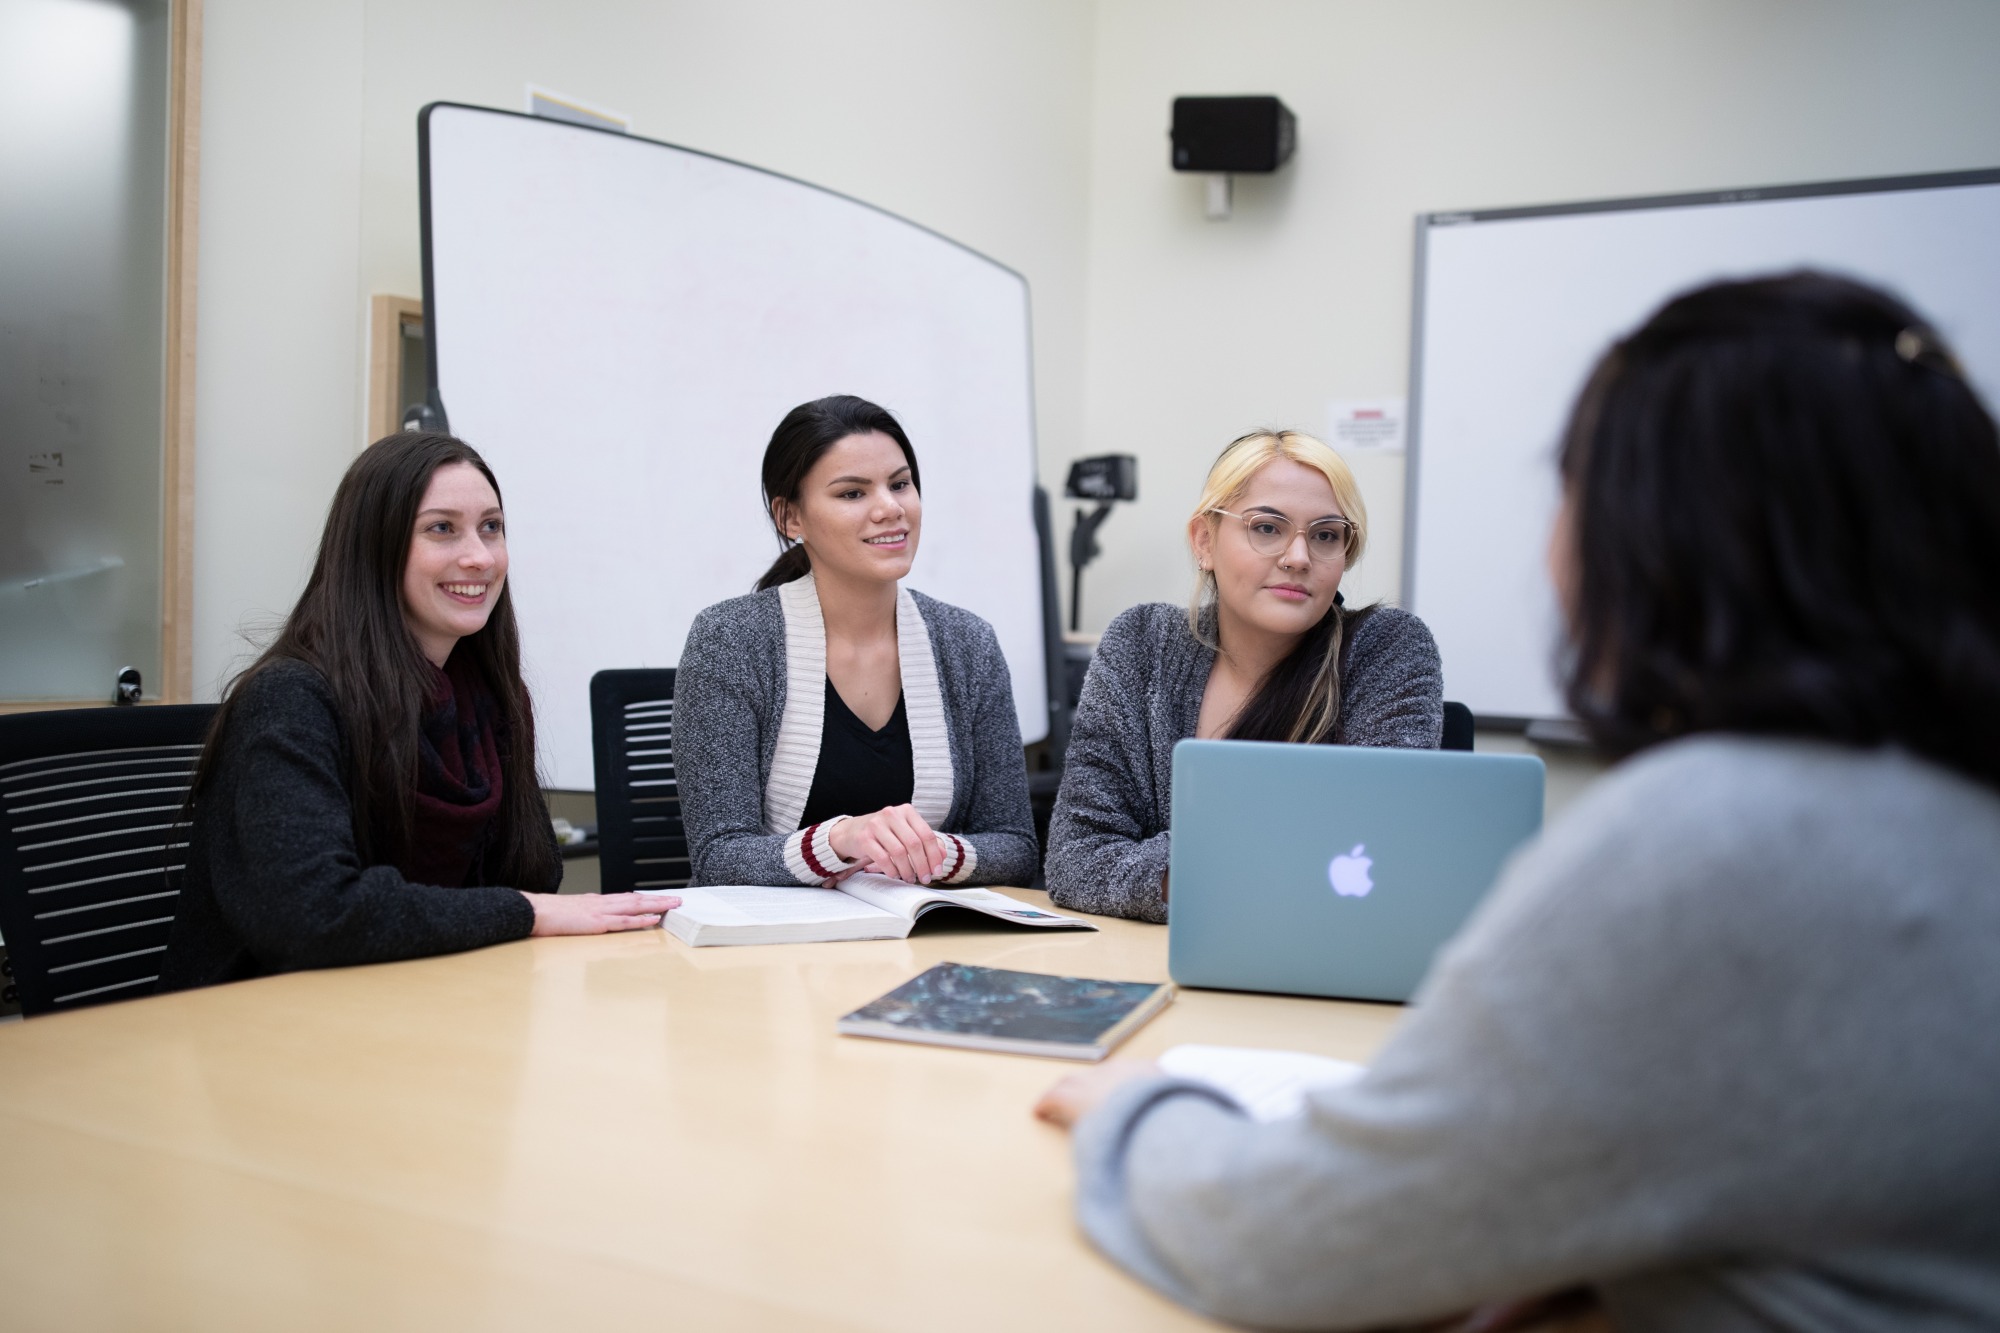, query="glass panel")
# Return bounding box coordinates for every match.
[0,0,171,701]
